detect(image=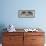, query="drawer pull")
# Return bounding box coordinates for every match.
[9,38,13,40]
[32,39,36,40]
